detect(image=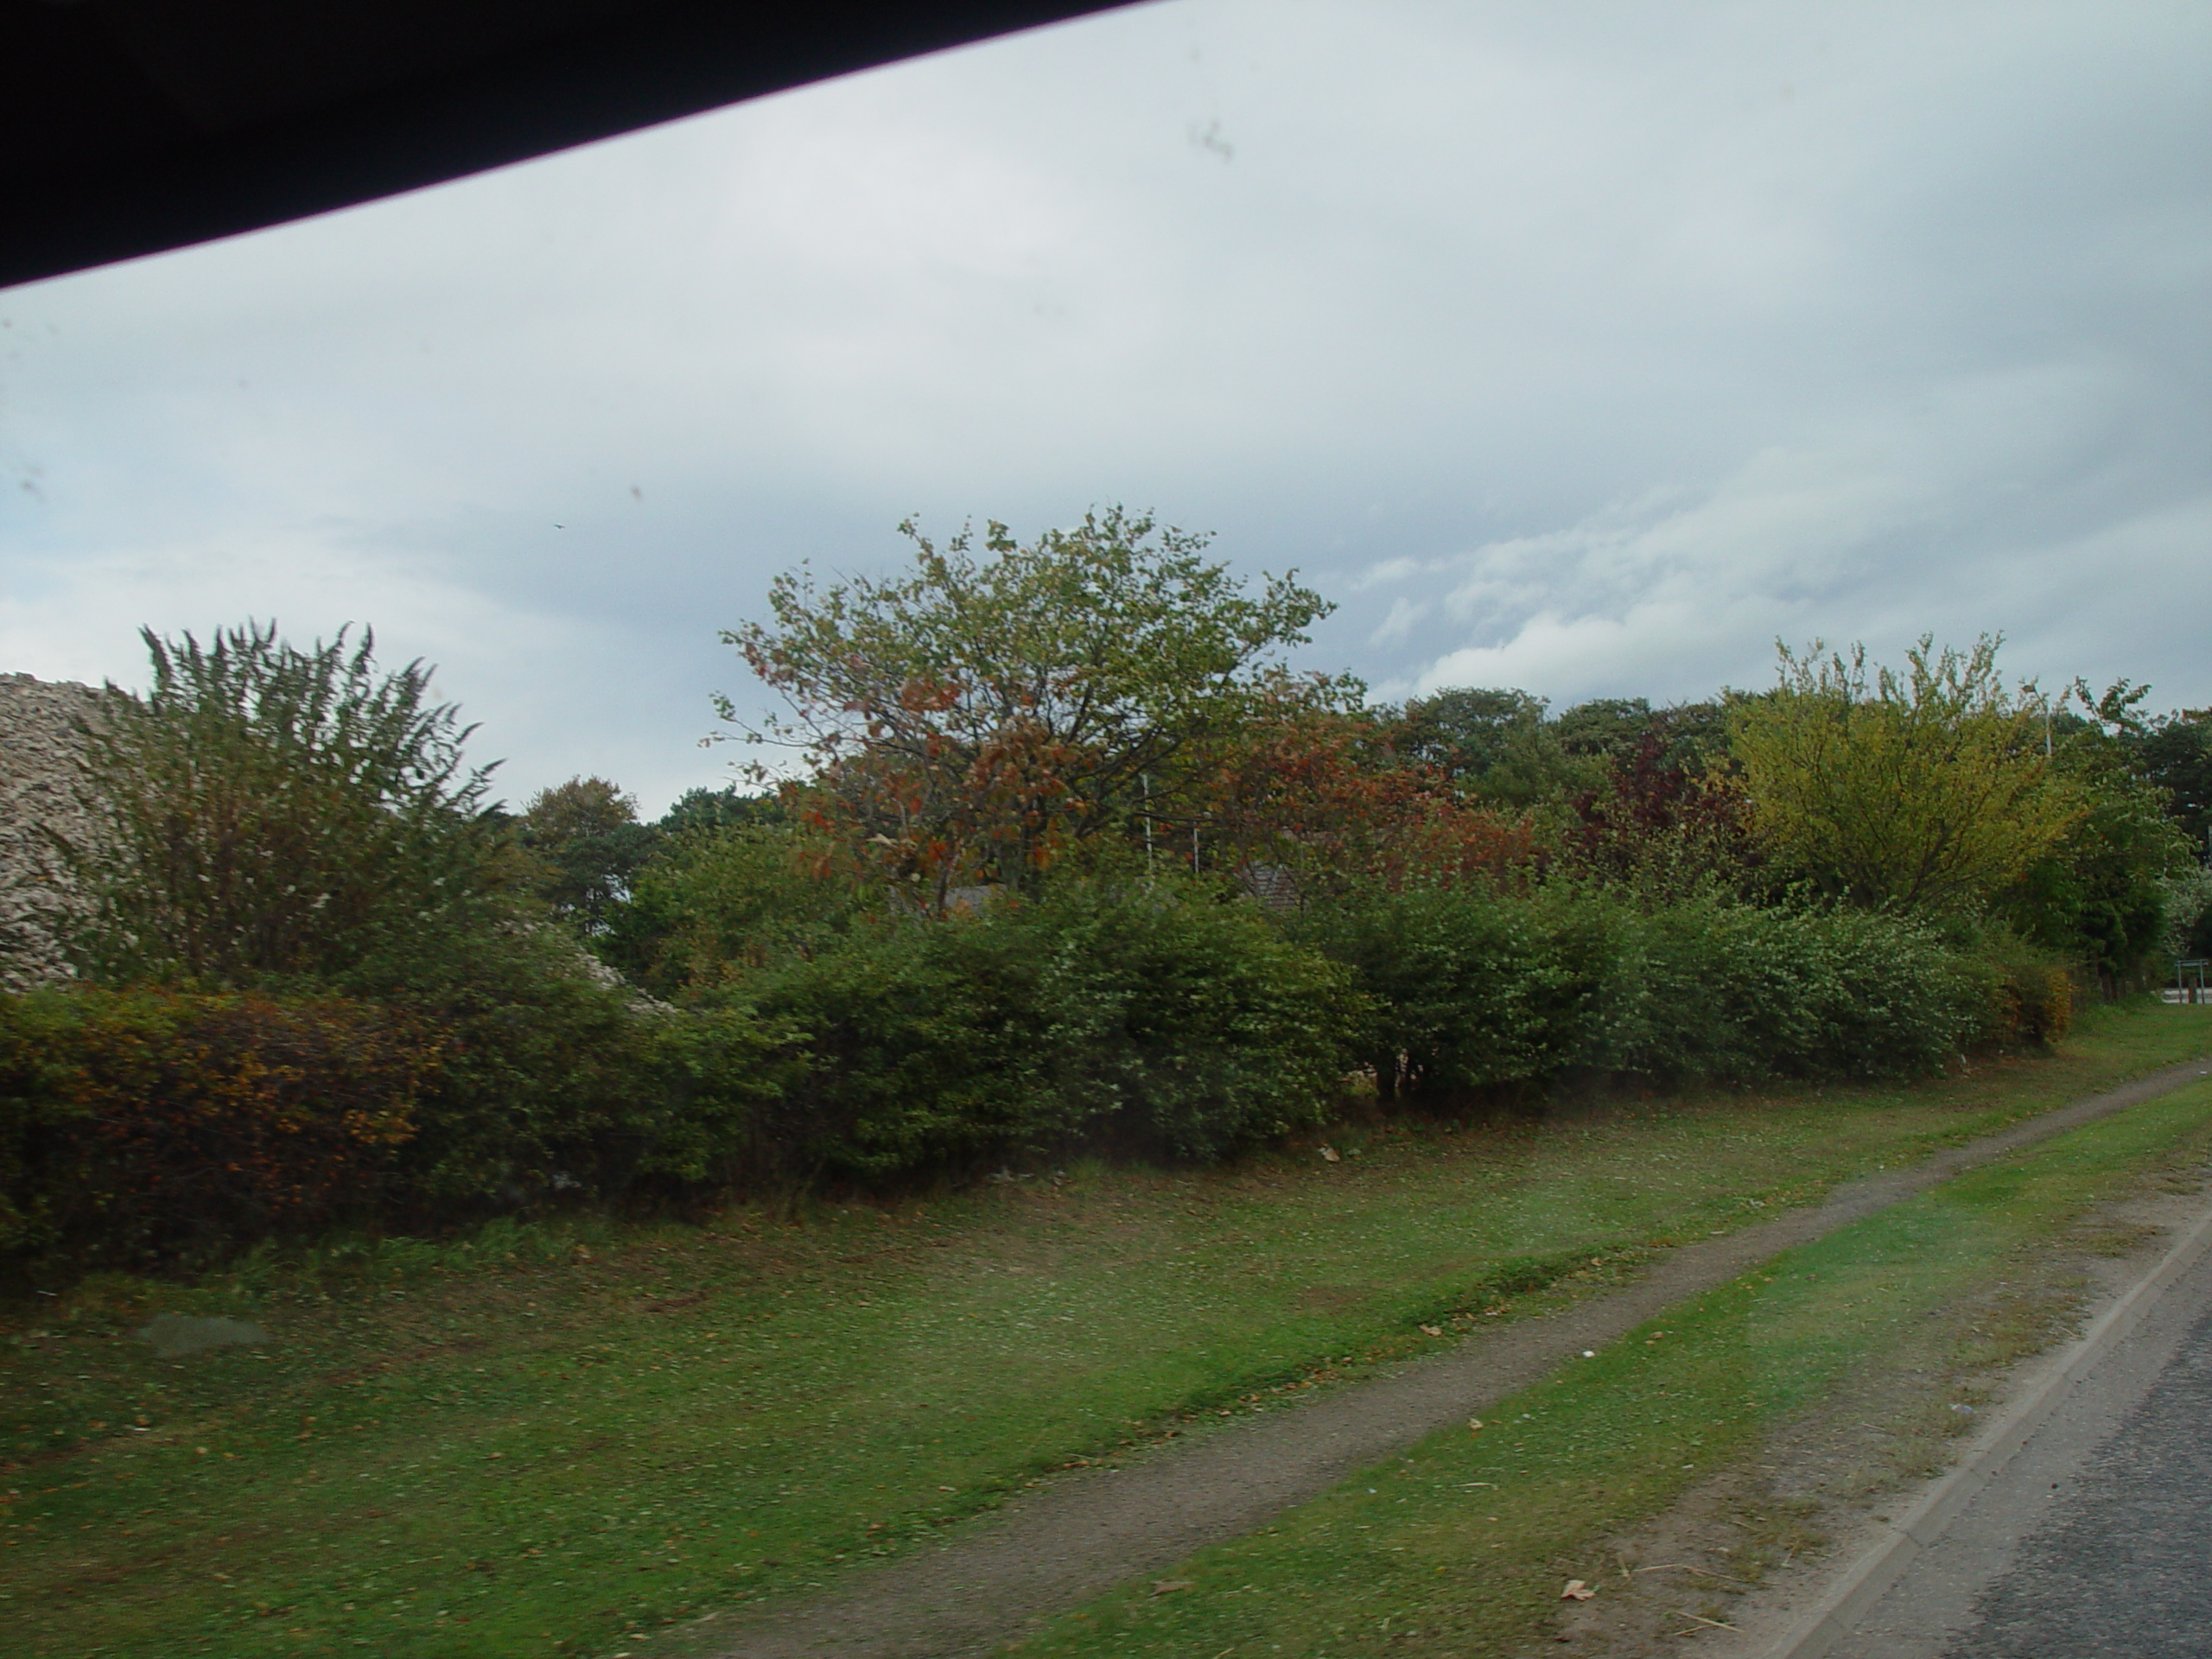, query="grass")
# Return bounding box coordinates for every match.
[1,1001,2207,1658]
[1008,1065,2212,1656]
